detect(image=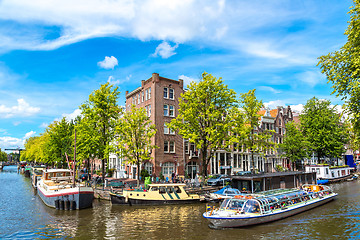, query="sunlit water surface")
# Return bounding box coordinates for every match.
[1,165,360,239]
